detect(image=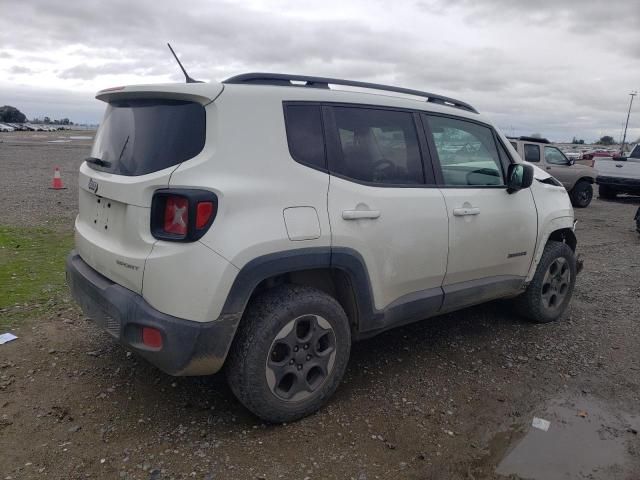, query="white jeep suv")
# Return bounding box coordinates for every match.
[66,74,579,422]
